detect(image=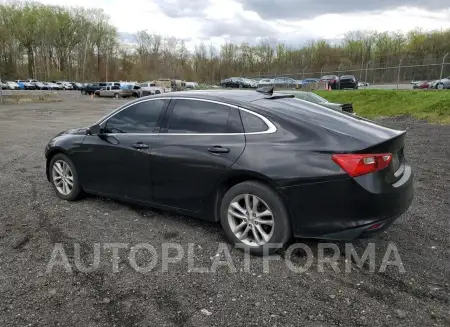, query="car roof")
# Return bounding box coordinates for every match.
[153,90,291,104]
